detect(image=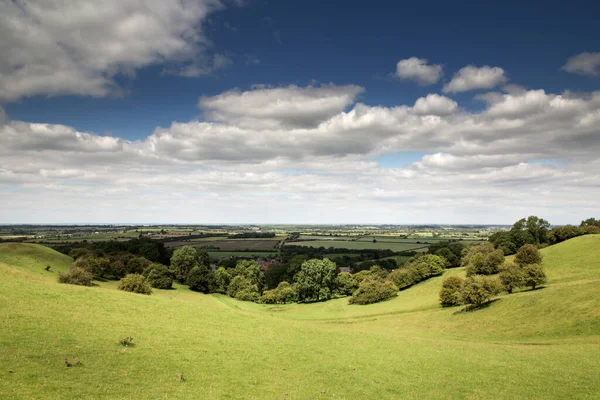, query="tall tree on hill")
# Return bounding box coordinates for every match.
[171,246,199,282]
[512,216,550,245]
[295,258,338,302]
